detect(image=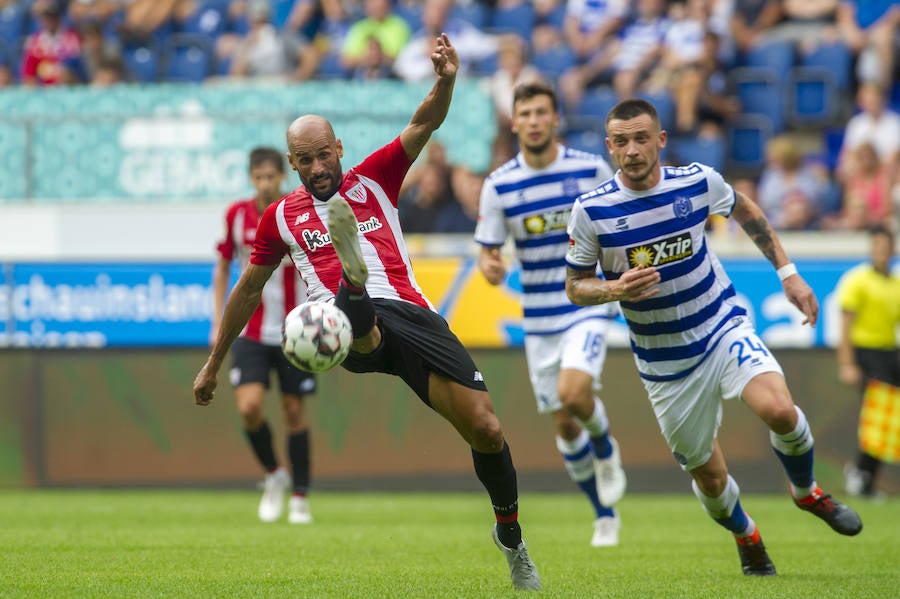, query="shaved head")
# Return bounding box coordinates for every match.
[285,114,345,200]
